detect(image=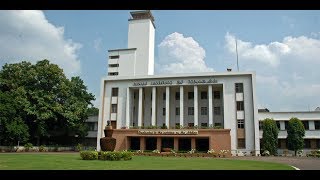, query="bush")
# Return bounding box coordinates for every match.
[307,150,320,158]
[100,151,133,161]
[76,143,83,152]
[262,150,270,156]
[80,151,98,160]
[24,143,33,152]
[100,151,122,161]
[121,151,133,161]
[39,145,47,152]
